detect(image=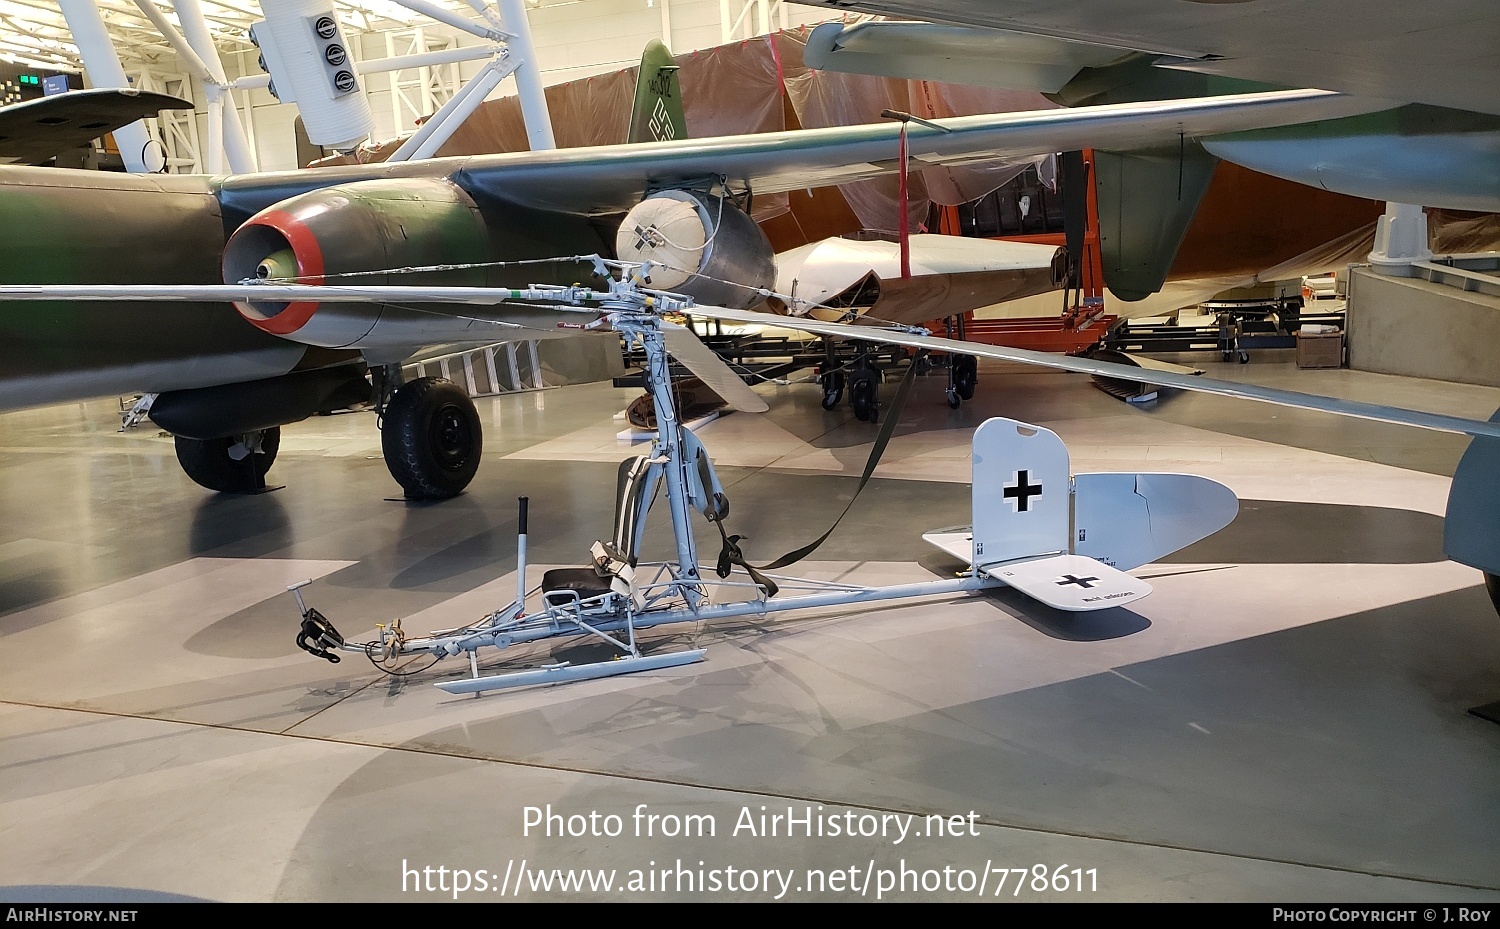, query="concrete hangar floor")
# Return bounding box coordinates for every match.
[1,352,1499,904]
